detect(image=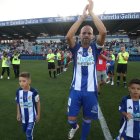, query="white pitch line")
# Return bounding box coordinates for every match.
[98,105,113,140]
